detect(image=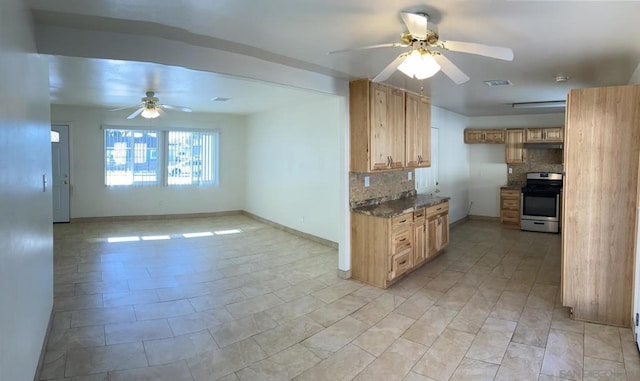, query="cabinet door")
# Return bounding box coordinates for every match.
[526,128,544,142]
[505,129,526,164]
[438,214,449,249]
[427,216,438,256]
[543,128,563,142]
[413,221,426,265]
[405,93,431,167]
[484,130,505,143]
[370,83,392,170]
[464,130,485,143]
[388,88,405,169]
